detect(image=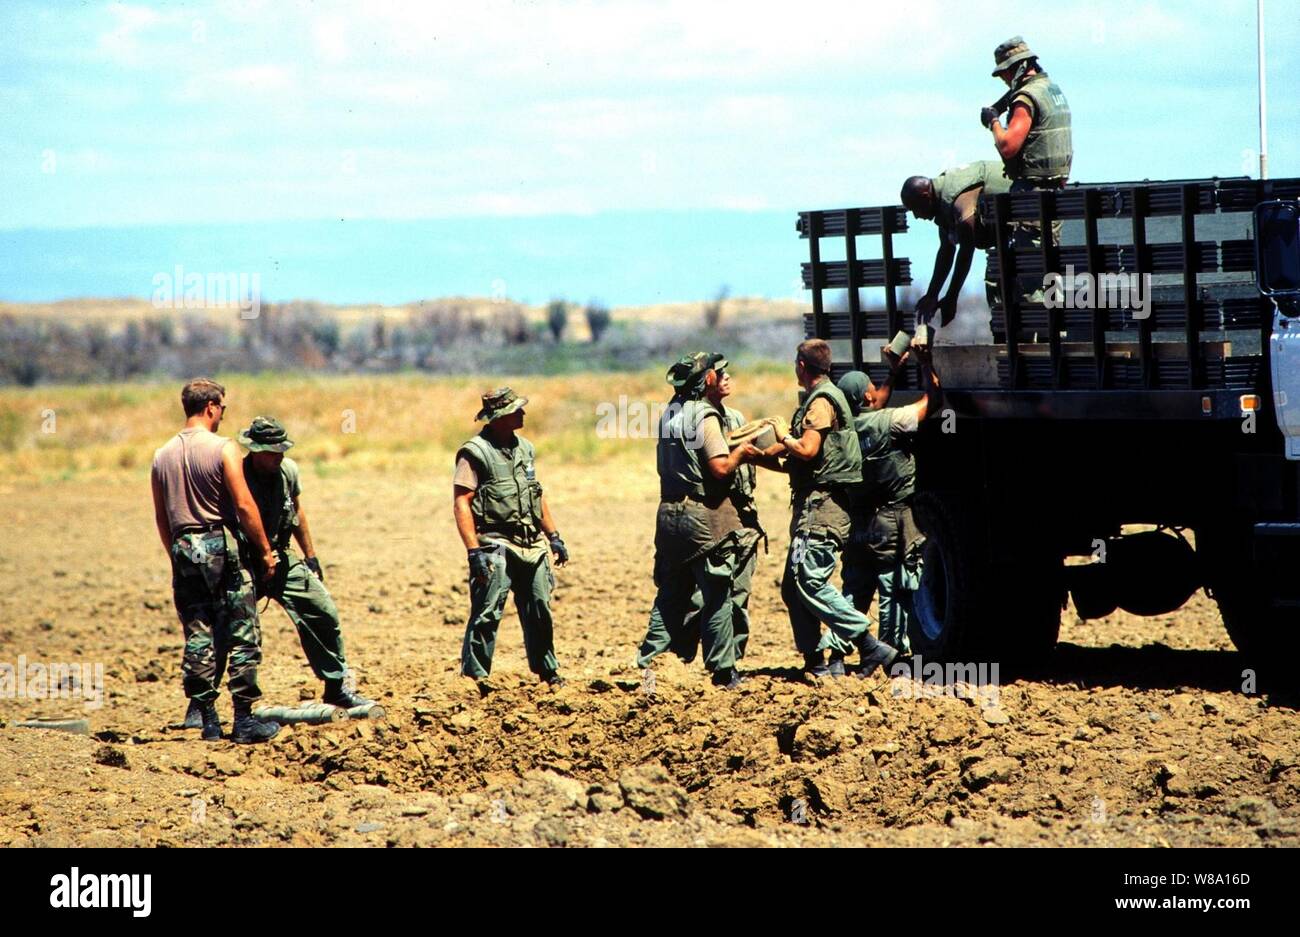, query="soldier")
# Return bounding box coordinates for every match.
[149,378,280,743]
[982,36,1072,193]
[454,388,569,686]
[638,353,761,688]
[636,361,763,668]
[237,417,376,710]
[838,339,944,657]
[900,161,1012,330]
[982,35,1072,311]
[757,340,897,679]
